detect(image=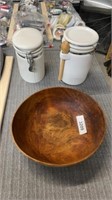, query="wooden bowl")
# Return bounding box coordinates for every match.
[11,87,106,167]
